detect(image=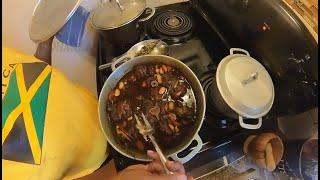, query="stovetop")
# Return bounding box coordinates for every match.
[96,1,281,177]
